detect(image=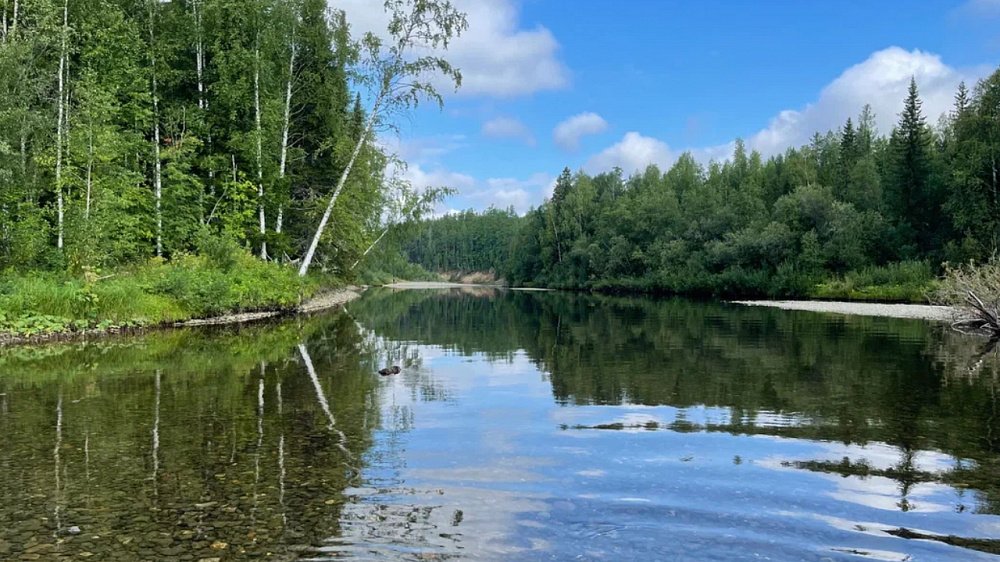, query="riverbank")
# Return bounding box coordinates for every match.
[0,248,366,346]
[731,300,957,321]
[0,285,363,347]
